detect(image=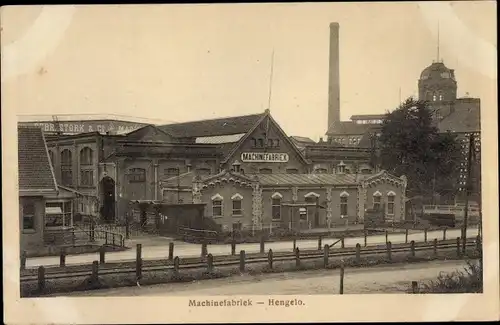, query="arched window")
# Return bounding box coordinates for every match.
[79,147,93,165]
[60,149,73,186]
[387,191,396,215]
[373,191,382,211]
[128,168,146,183]
[337,161,346,174]
[271,192,282,221]
[258,138,264,147]
[231,193,243,216]
[211,194,223,217]
[432,94,437,101]
[340,191,349,217]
